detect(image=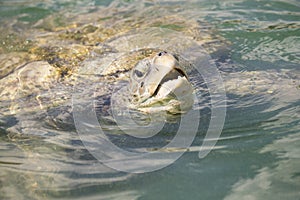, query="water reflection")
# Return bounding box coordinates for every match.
[225,132,300,200]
